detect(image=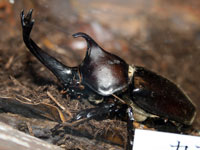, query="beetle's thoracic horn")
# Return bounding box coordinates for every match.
[72,32,98,48]
[73,32,130,96]
[72,32,100,59]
